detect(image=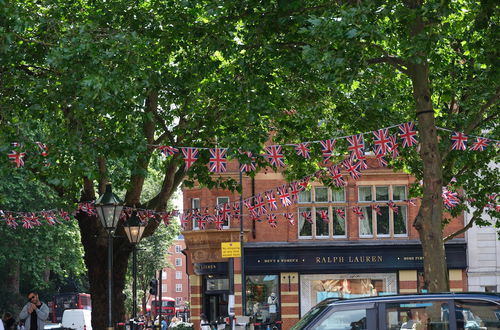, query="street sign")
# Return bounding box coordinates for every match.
[221,242,241,258]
